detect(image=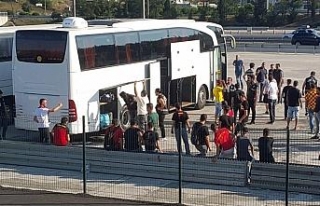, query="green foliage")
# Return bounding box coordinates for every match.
[22,2,32,12]
[253,0,267,25]
[235,3,253,24]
